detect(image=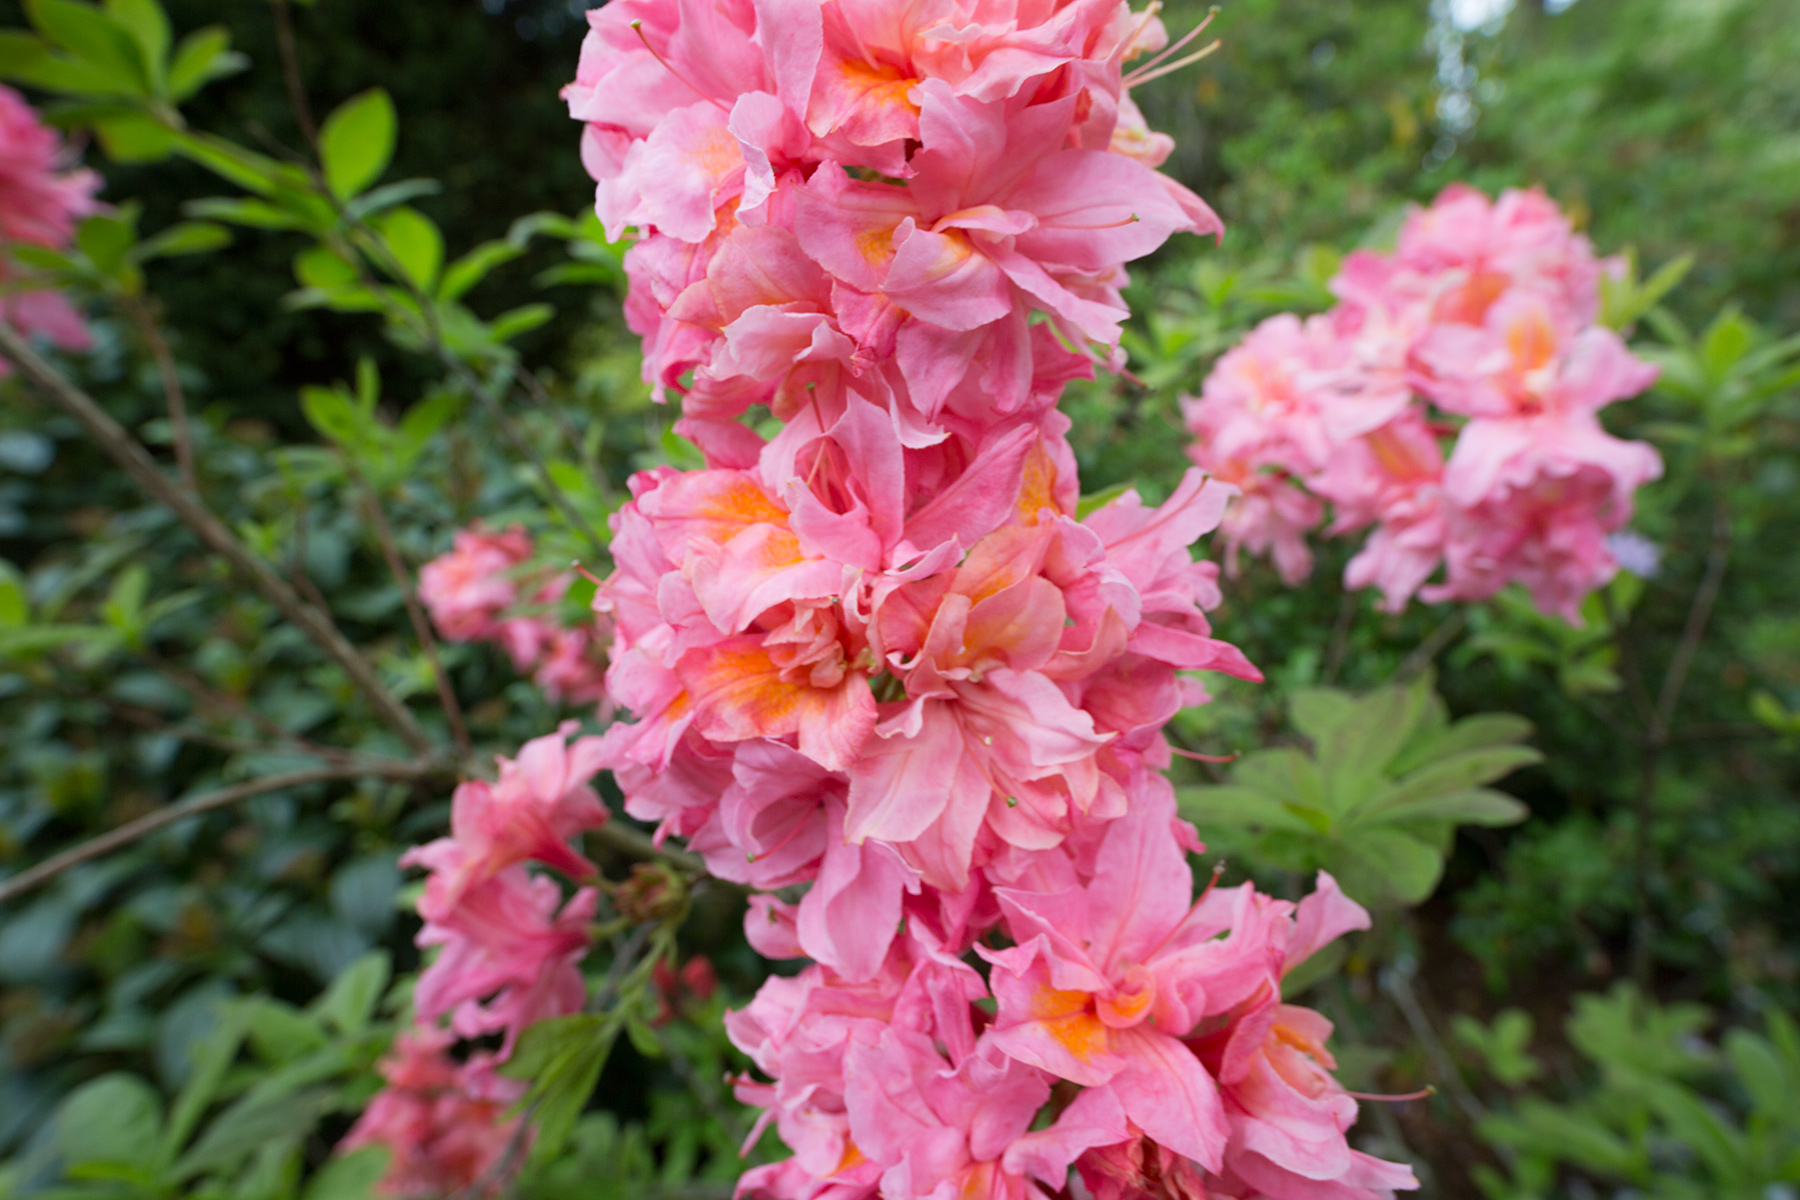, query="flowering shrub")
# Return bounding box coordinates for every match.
[0,3,1794,1200]
[1184,185,1664,622]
